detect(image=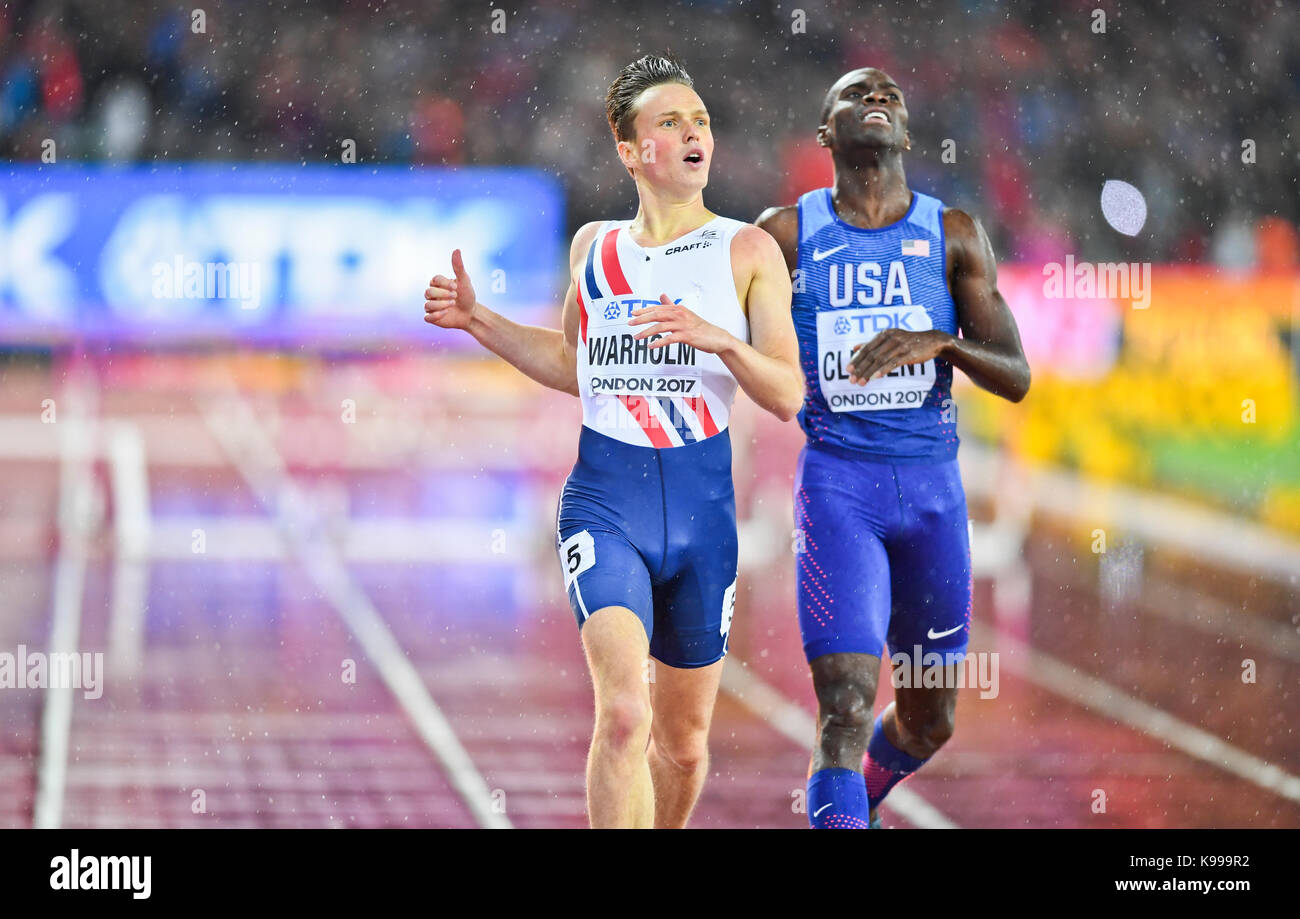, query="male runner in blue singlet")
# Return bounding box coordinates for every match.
[757,68,1031,828]
[425,55,803,828]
